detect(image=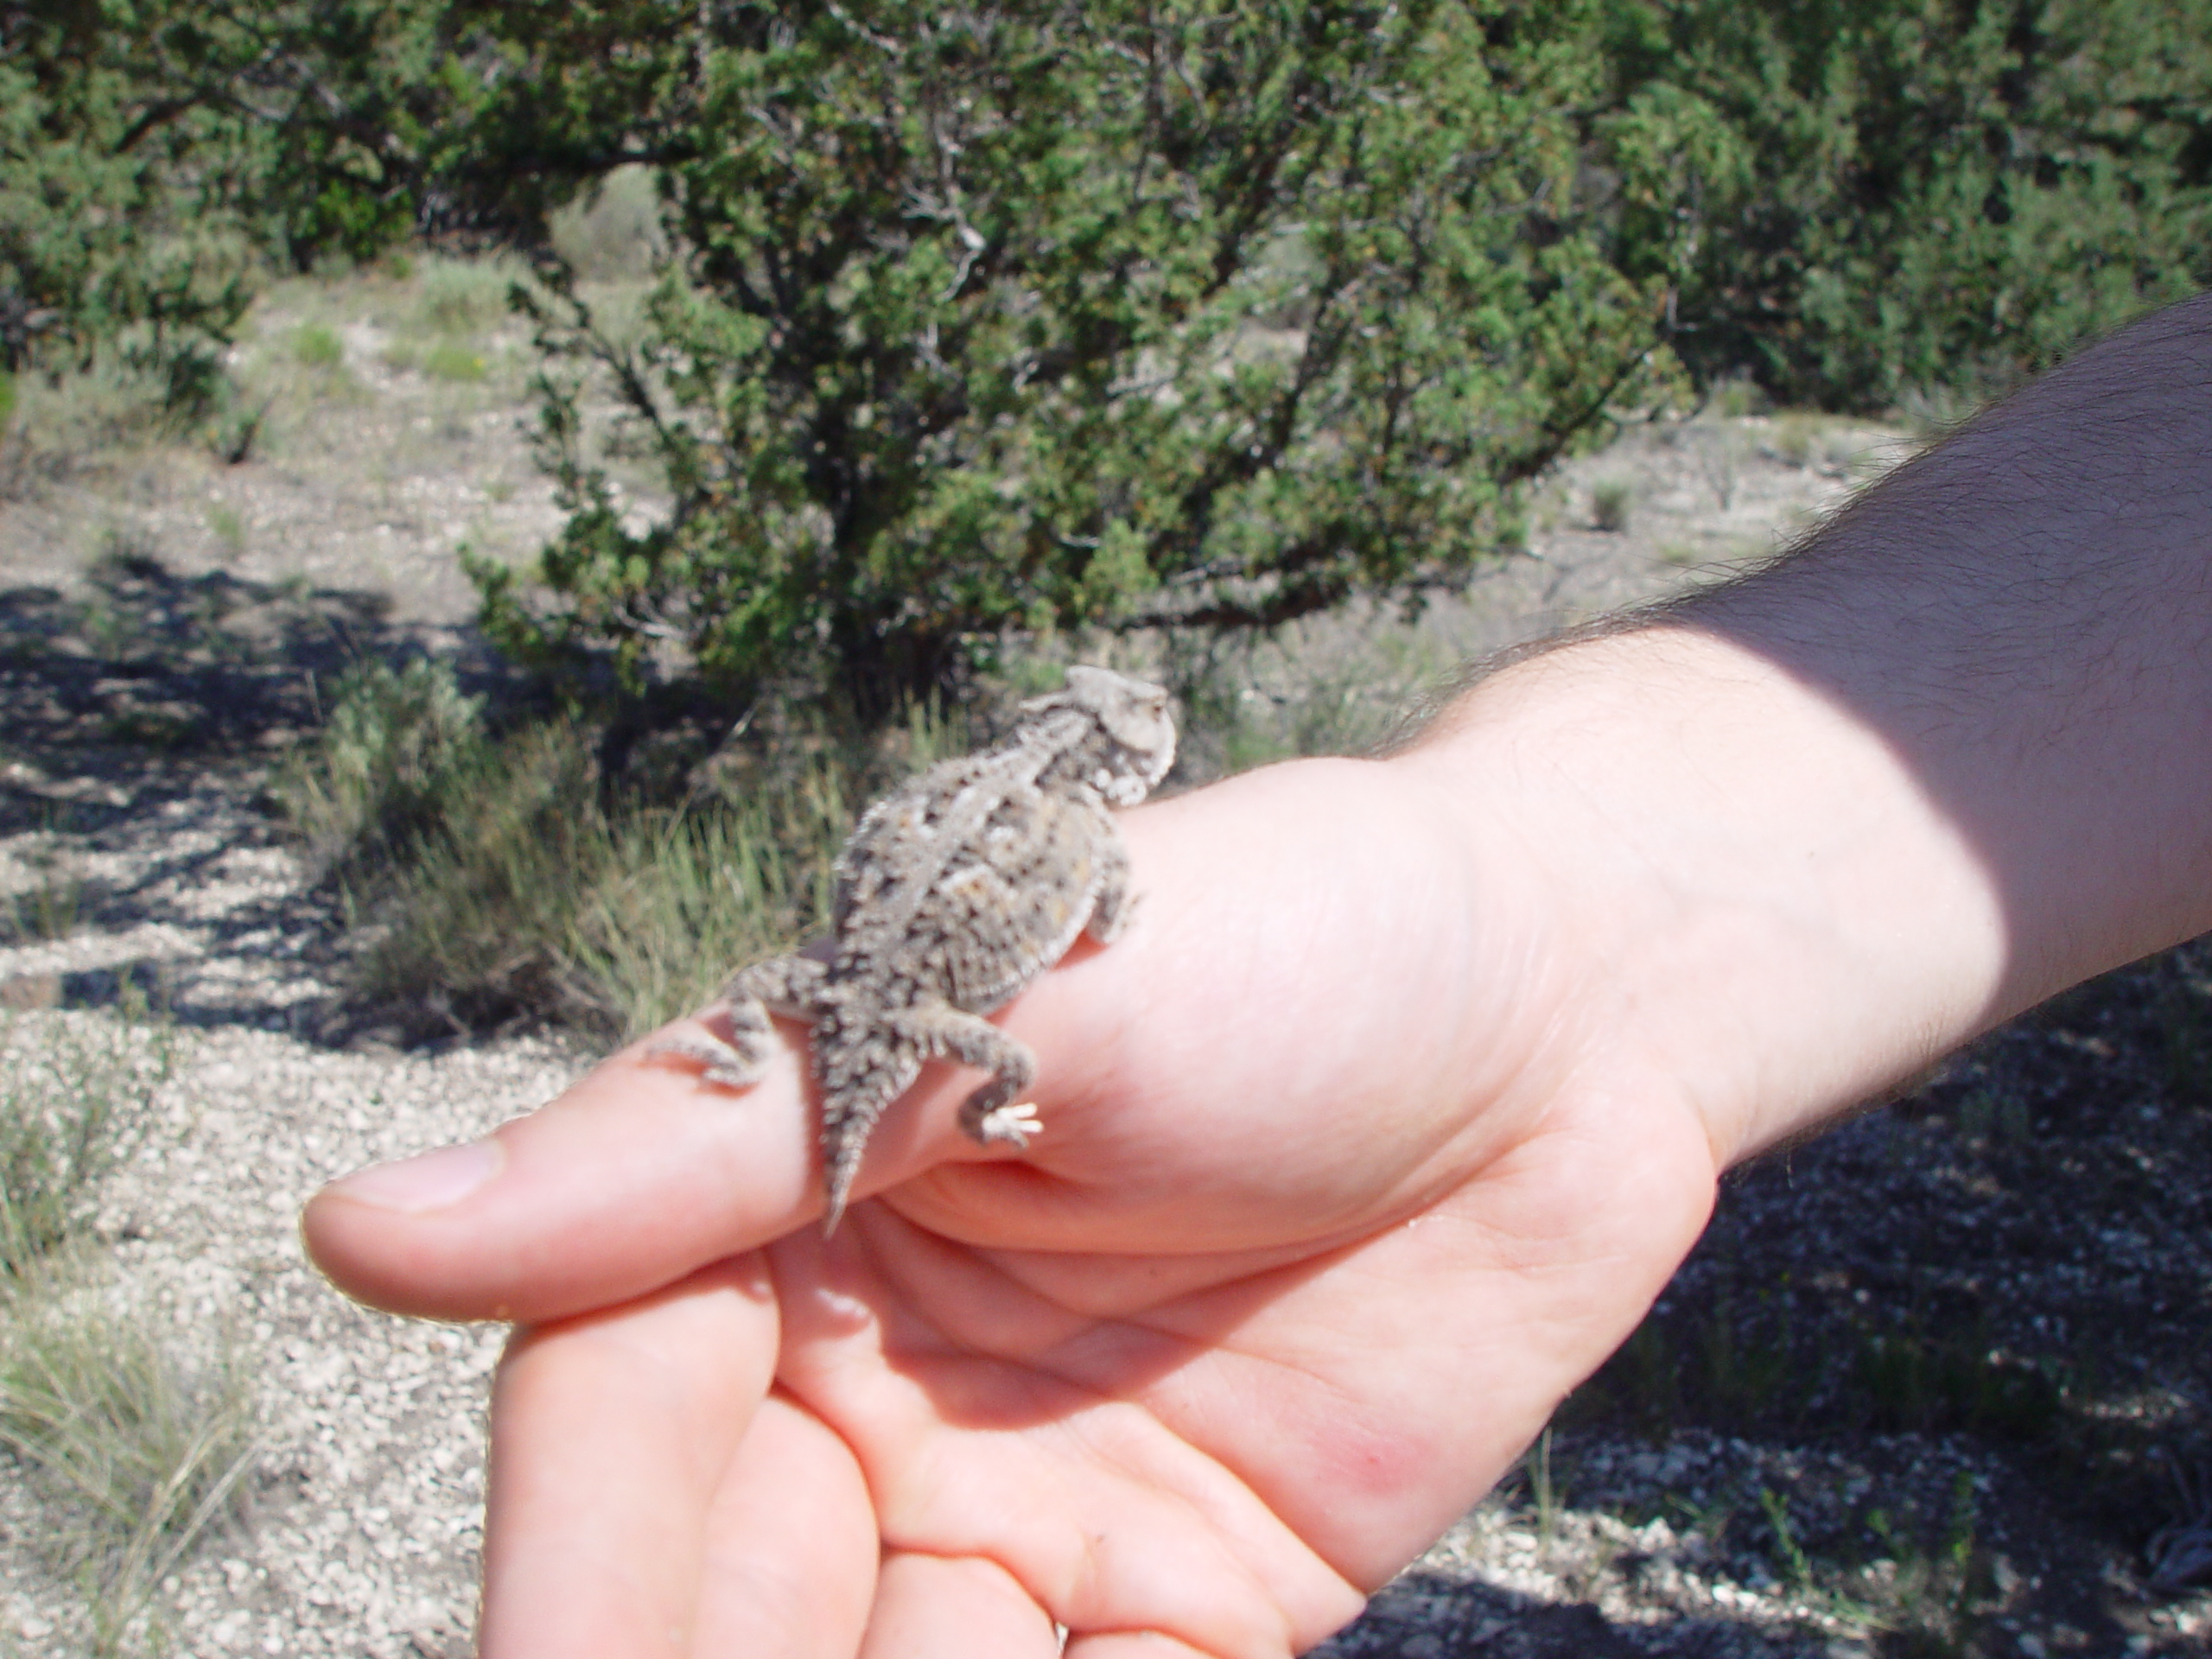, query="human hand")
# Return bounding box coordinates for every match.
[302,747,1726,1658]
